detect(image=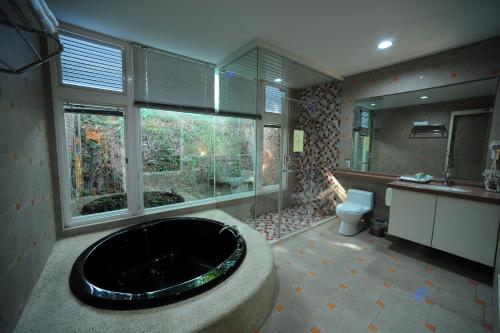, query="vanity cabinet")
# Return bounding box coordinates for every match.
[432,196,500,266]
[388,188,500,267]
[388,189,436,246]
